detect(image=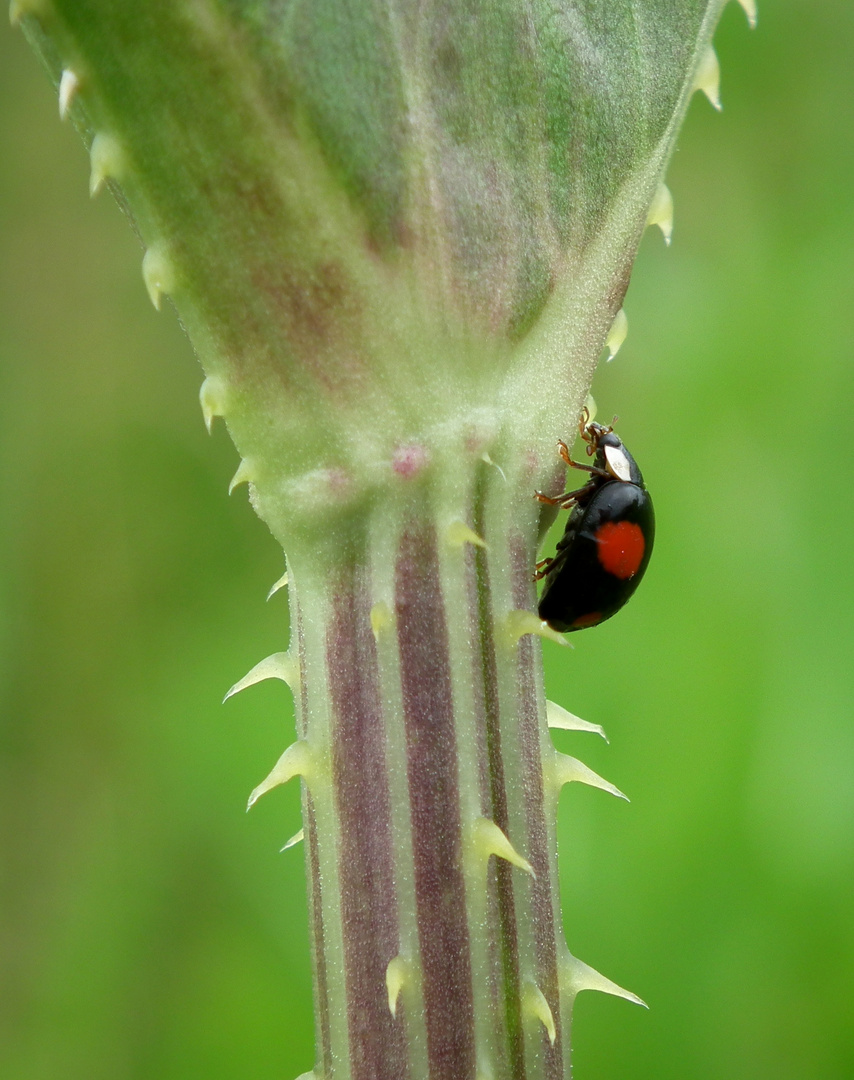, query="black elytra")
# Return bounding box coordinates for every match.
[535,413,655,633]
